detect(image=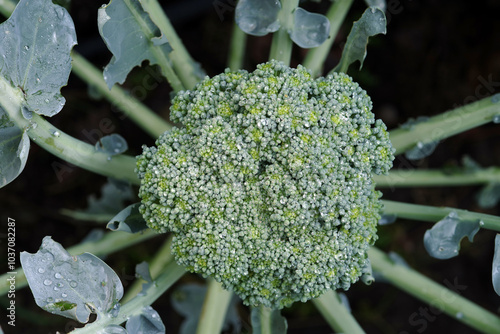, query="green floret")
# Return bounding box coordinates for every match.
[136,60,395,309]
